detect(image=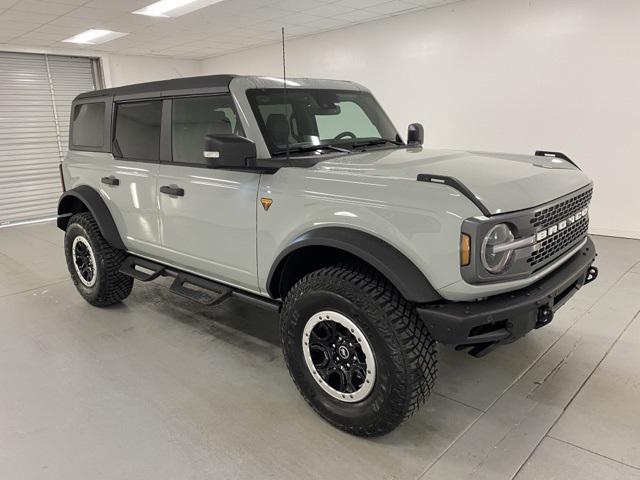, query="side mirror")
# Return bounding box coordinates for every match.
[407,123,424,146]
[203,134,256,168]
